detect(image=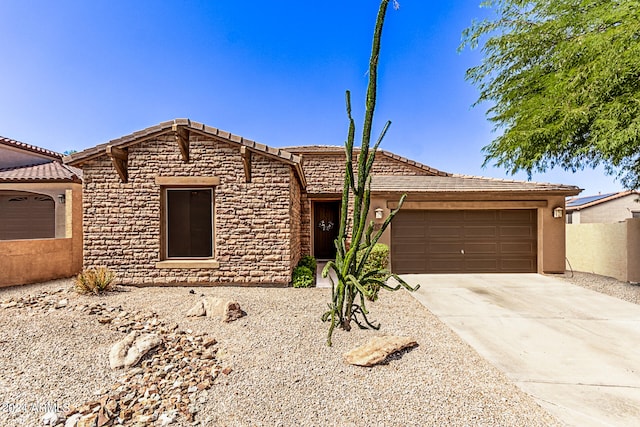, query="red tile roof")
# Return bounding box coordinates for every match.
[0,136,62,160]
[0,161,82,183]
